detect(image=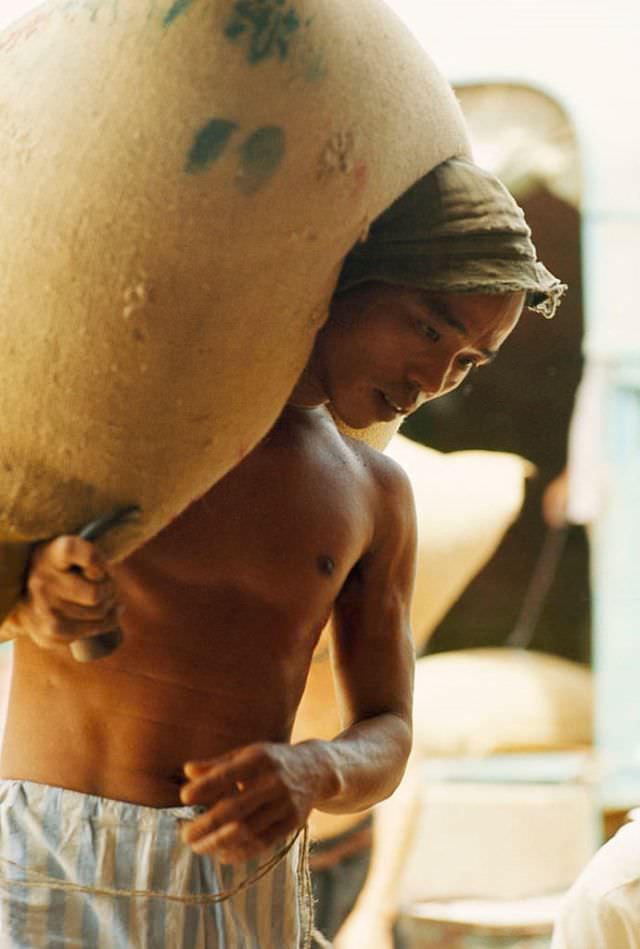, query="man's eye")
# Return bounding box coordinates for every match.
[418,322,440,342]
